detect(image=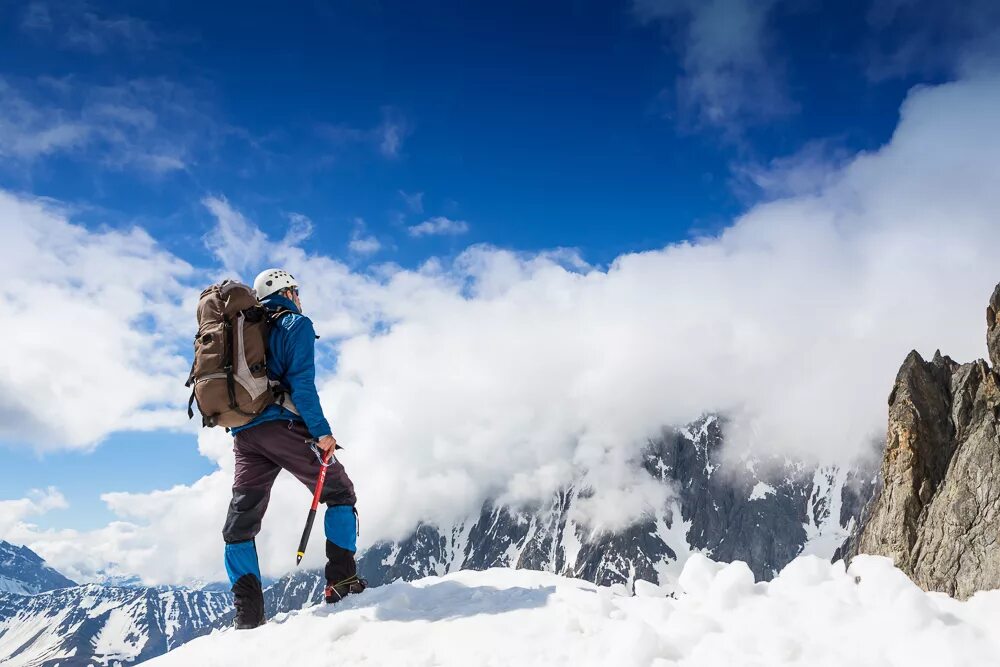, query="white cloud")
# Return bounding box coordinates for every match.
[7,476,231,585]
[0,488,67,537]
[635,0,792,129]
[408,216,469,237]
[349,218,381,256]
[0,190,195,450]
[8,73,1000,585]
[349,236,382,256]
